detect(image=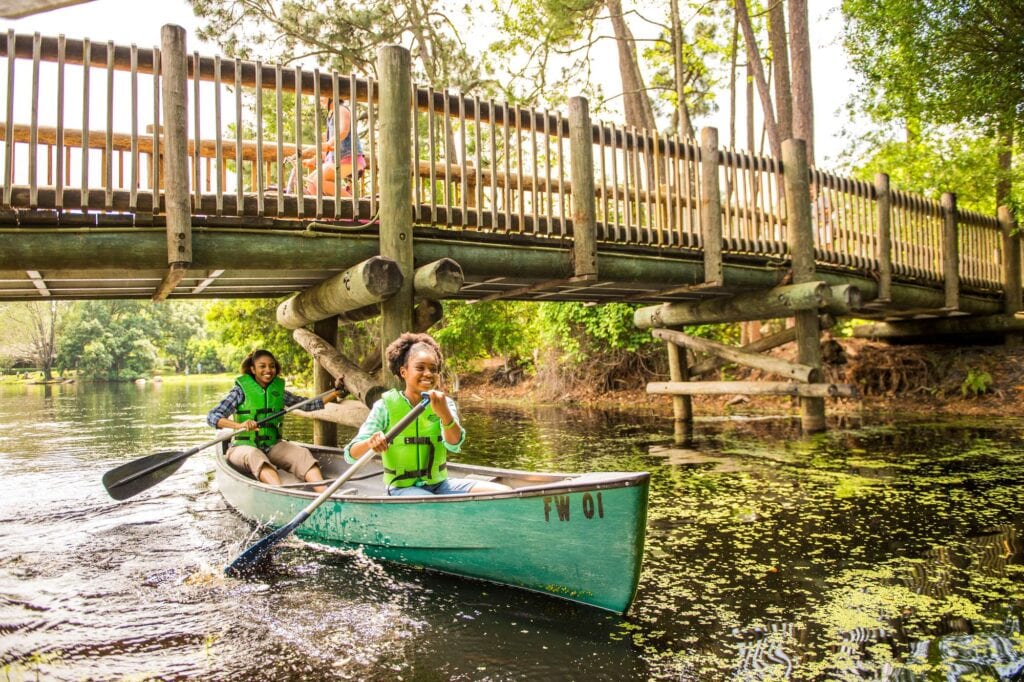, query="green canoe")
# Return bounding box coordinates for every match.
[215,445,649,614]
